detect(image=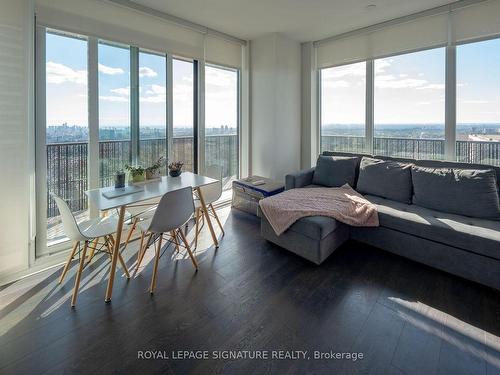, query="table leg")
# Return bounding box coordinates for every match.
[195,187,219,248]
[105,205,126,302]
